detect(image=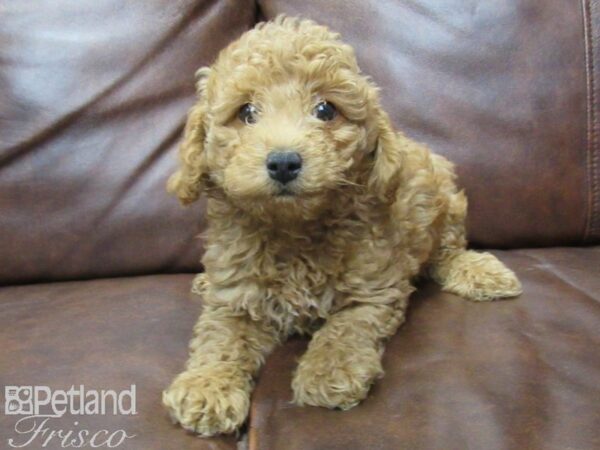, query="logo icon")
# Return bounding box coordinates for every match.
[4,387,33,415]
